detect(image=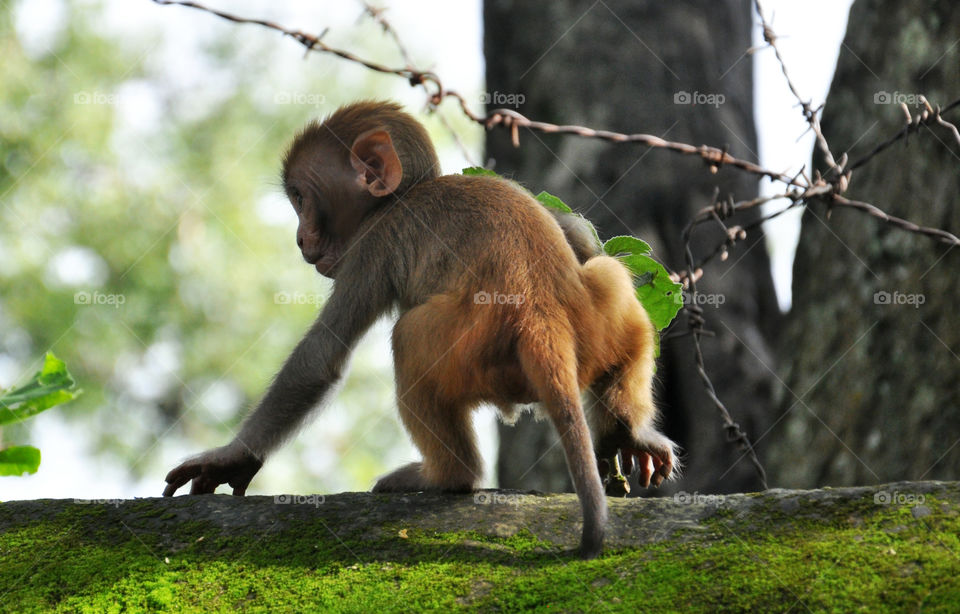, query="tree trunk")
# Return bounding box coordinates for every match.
[768,0,960,487]
[485,0,780,495]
